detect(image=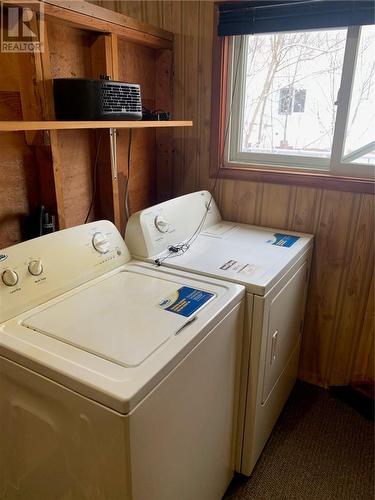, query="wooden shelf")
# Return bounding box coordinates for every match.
[1,0,180,244]
[0,120,193,132]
